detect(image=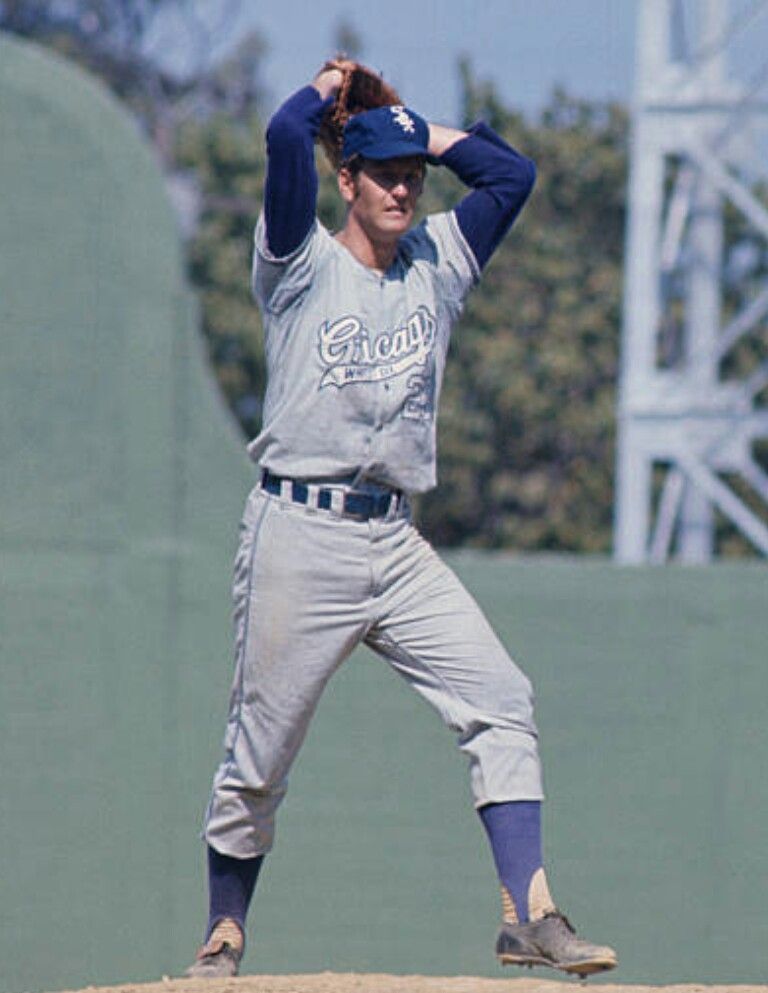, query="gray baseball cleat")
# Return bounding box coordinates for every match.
[184,918,244,978]
[496,910,617,976]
